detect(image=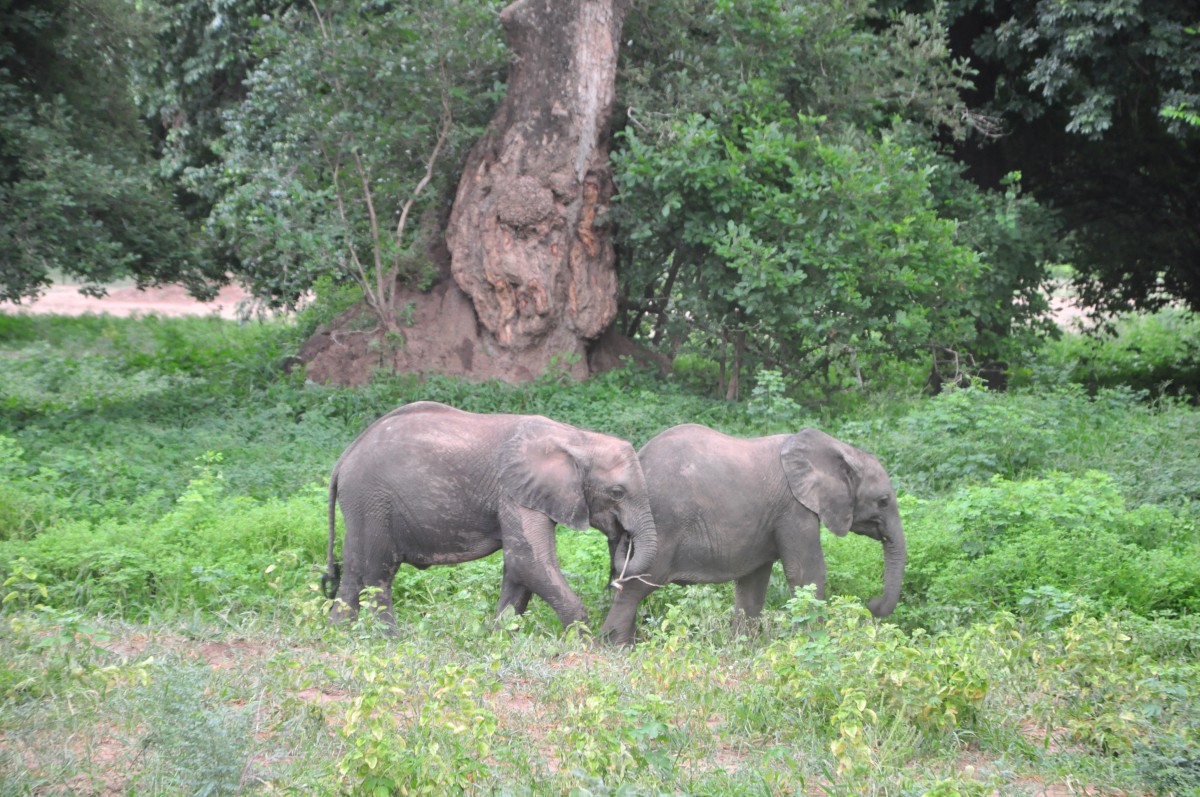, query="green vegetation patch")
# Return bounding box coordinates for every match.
[2,313,1199,794]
